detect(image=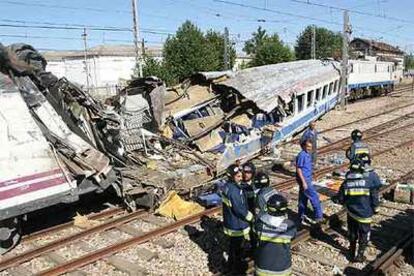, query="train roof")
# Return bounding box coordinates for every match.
[197,59,340,113]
